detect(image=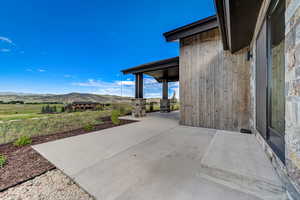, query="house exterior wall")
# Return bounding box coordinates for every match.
[179,28,251,131]
[250,0,300,196]
[285,0,300,193]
